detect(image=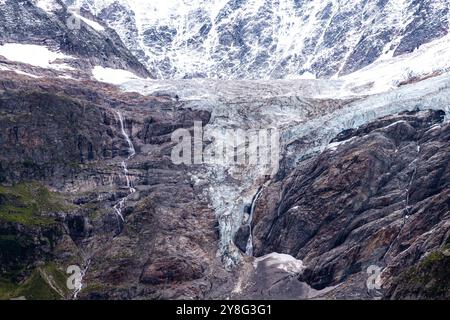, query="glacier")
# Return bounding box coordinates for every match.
[118,66,450,266]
